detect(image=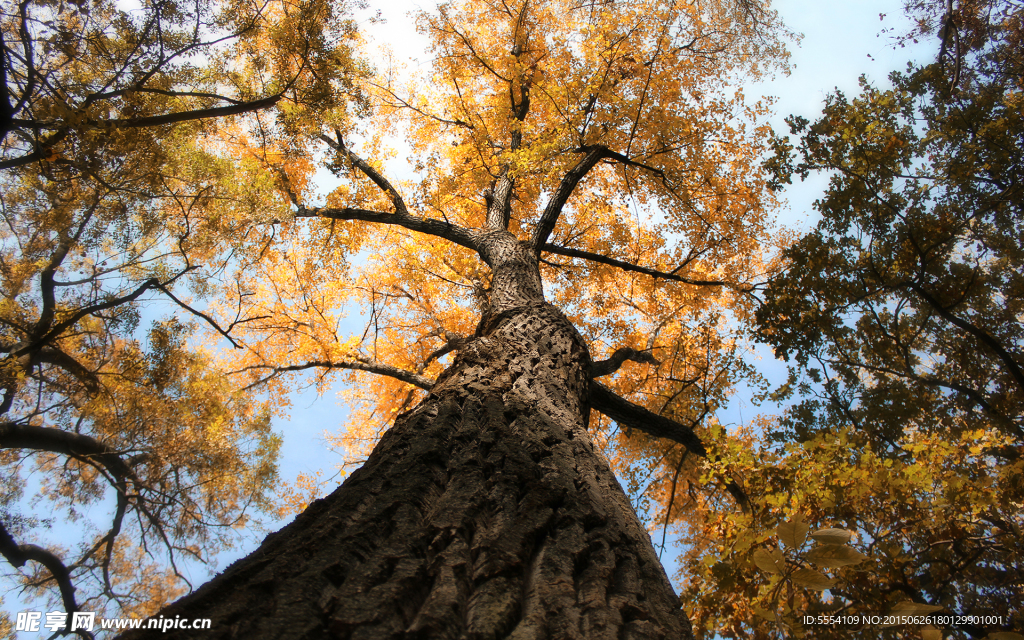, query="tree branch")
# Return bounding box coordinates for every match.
[31,278,161,348]
[0,129,69,171]
[905,281,1024,396]
[589,381,708,455]
[0,422,142,630]
[0,521,81,626]
[306,133,479,251]
[295,207,479,252]
[319,132,409,216]
[542,242,739,287]
[486,168,515,231]
[241,359,435,392]
[2,96,282,171]
[0,422,136,482]
[32,347,102,394]
[151,281,243,349]
[589,381,750,512]
[592,347,660,377]
[530,146,609,254]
